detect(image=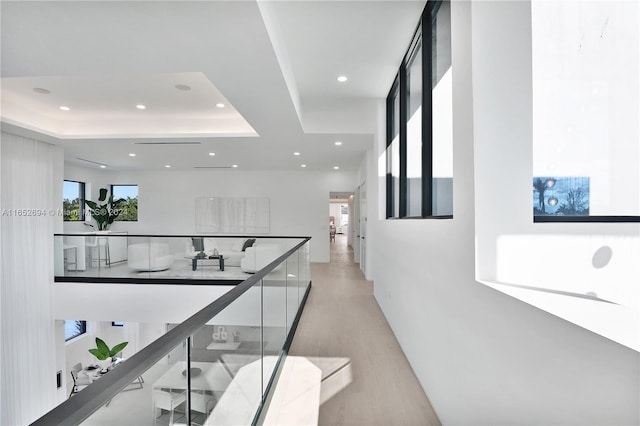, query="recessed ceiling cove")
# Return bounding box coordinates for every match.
[0,72,257,139]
